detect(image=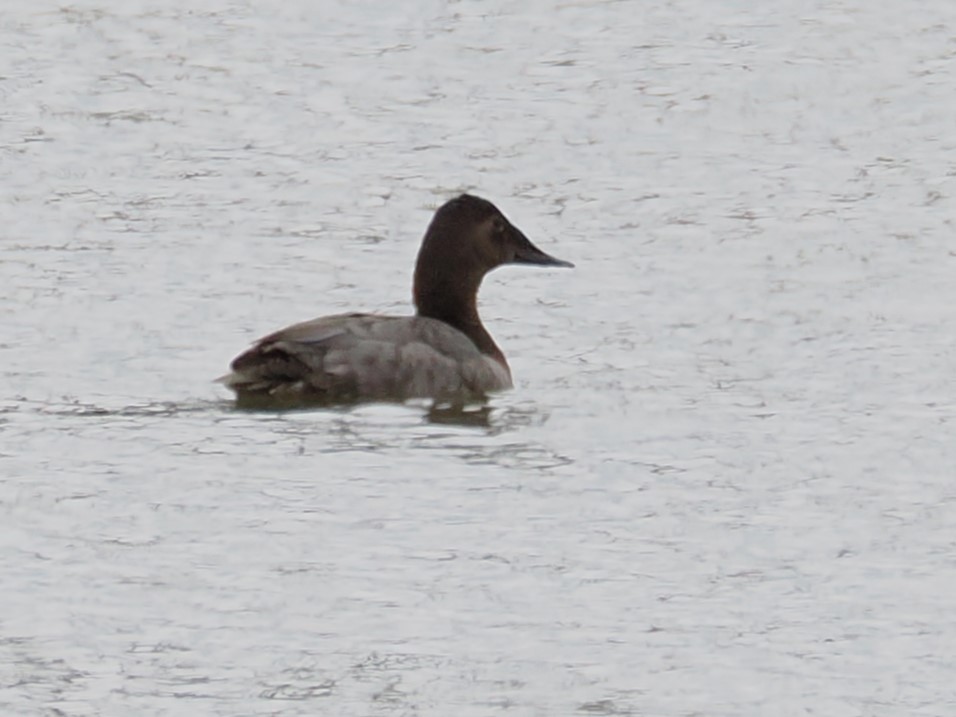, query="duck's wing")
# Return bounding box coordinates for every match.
[220,313,511,405]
